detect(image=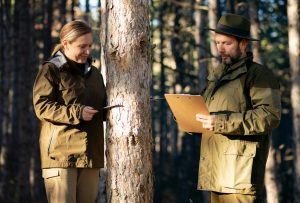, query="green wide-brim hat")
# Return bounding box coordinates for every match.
[208,13,259,41]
